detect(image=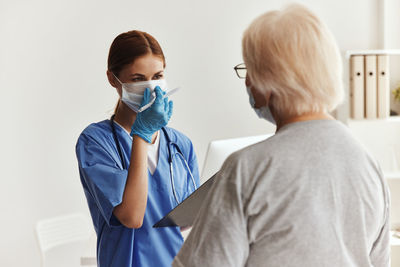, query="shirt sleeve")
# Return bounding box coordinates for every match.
[76,134,128,227]
[370,184,391,267]
[173,158,249,267]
